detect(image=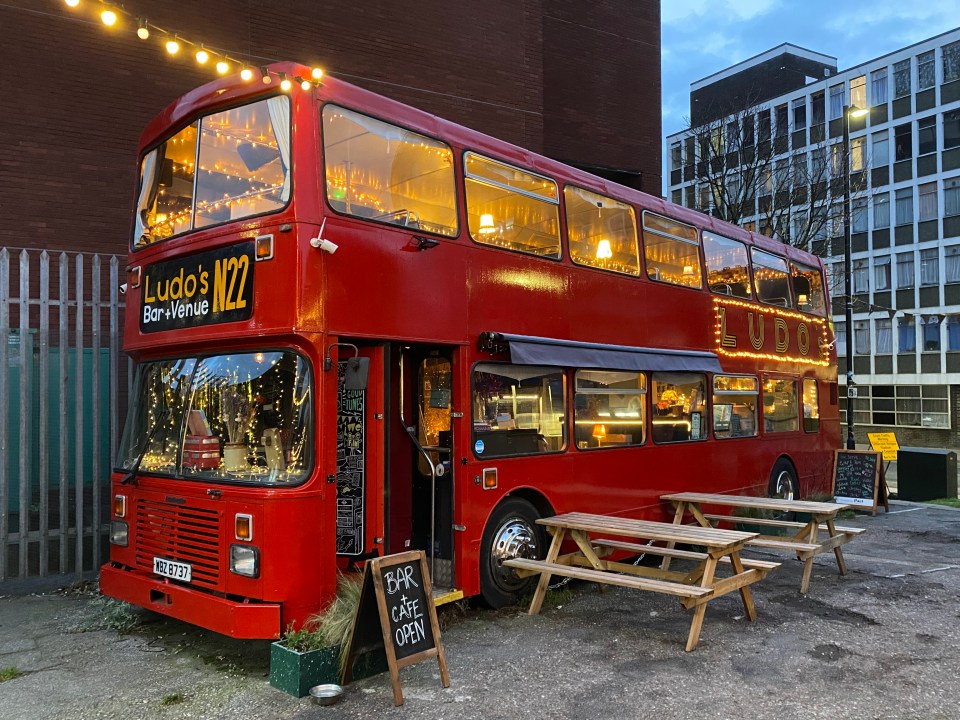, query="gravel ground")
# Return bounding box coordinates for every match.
[1,500,959,720]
